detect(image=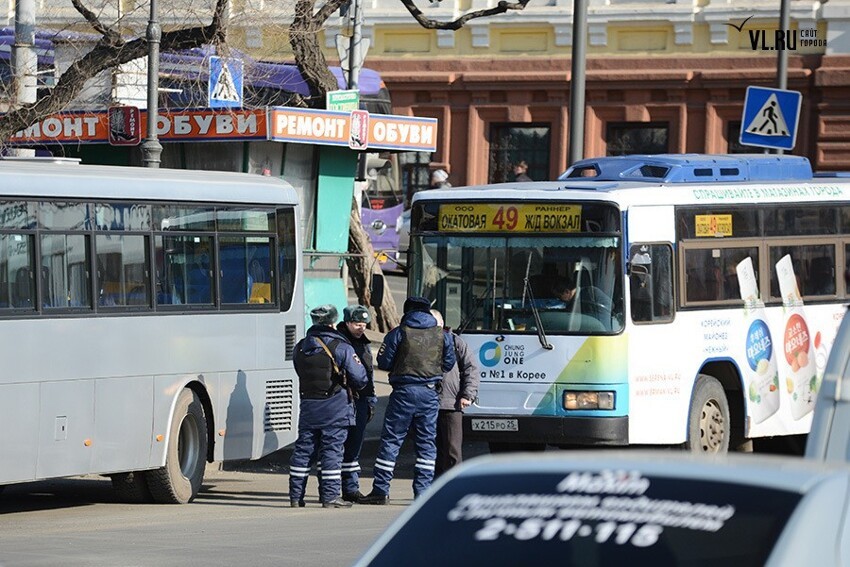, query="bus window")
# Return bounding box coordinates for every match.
[630,243,673,323]
[277,207,297,312]
[1,234,35,309]
[41,233,91,308]
[219,236,273,305]
[155,235,214,306]
[361,153,405,270]
[417,234,624,334]
[769,244,837,299]
[683,246,759,304]
[96,234,150,307]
